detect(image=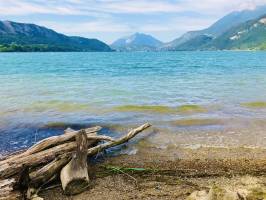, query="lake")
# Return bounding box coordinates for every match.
[1,51,266,155]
